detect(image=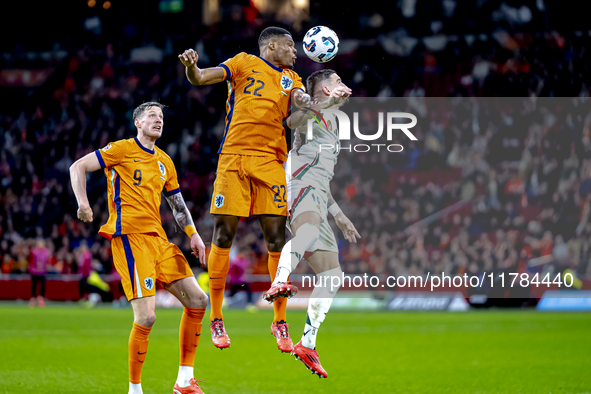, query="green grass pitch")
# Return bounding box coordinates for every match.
[1,305,590,393]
